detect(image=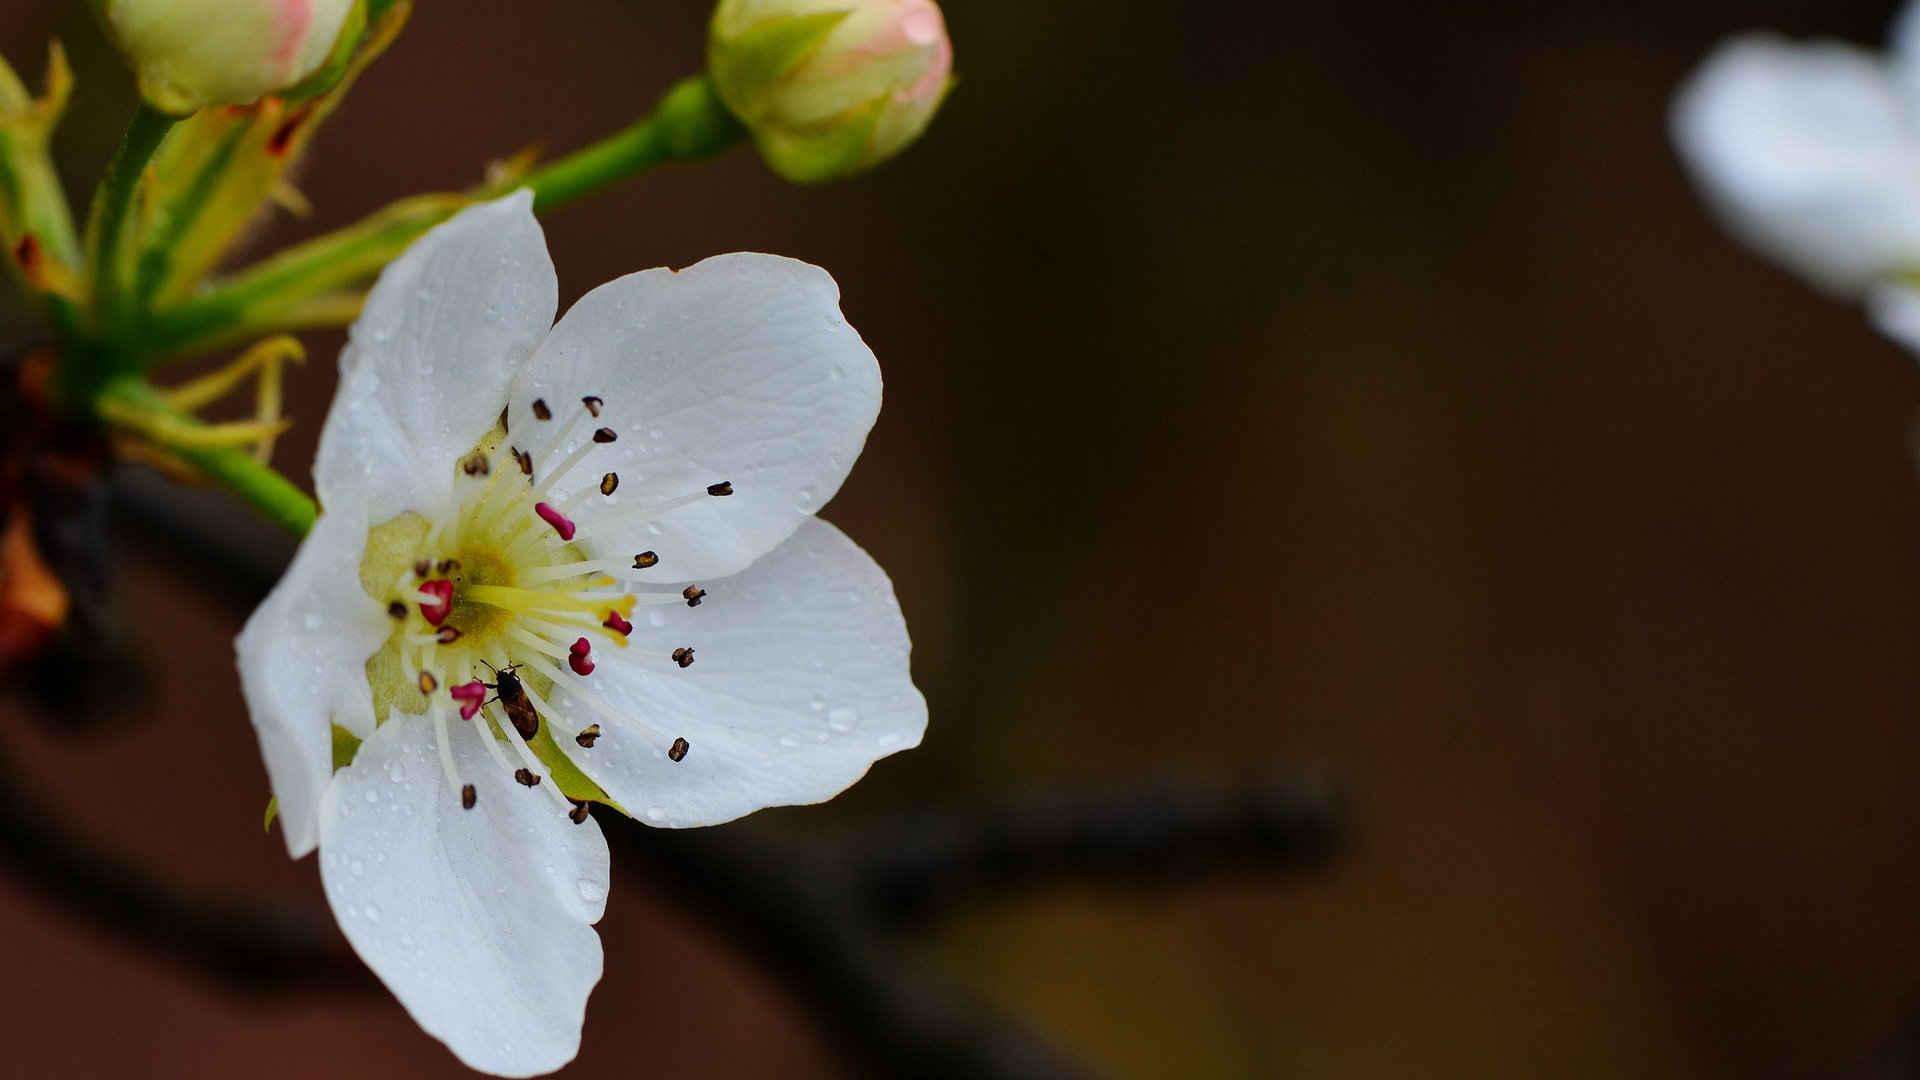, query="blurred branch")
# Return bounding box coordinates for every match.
[0,742,373,993]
